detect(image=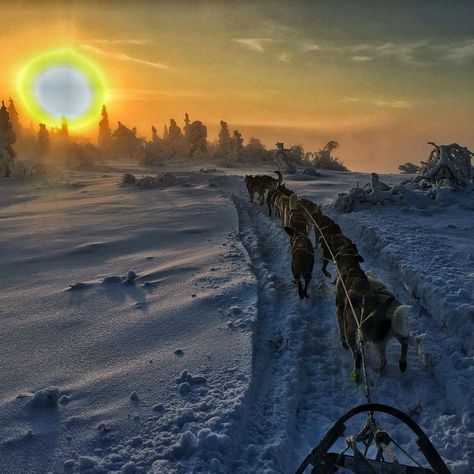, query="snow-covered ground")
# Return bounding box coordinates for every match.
[0,162,472,473]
